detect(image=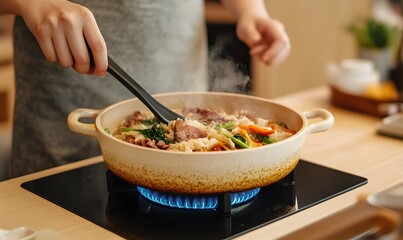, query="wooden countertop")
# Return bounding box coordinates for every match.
[0,86,402,239]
